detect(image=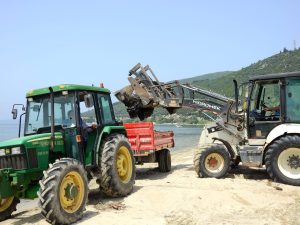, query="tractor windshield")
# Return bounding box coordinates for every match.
[24,92,75,135]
